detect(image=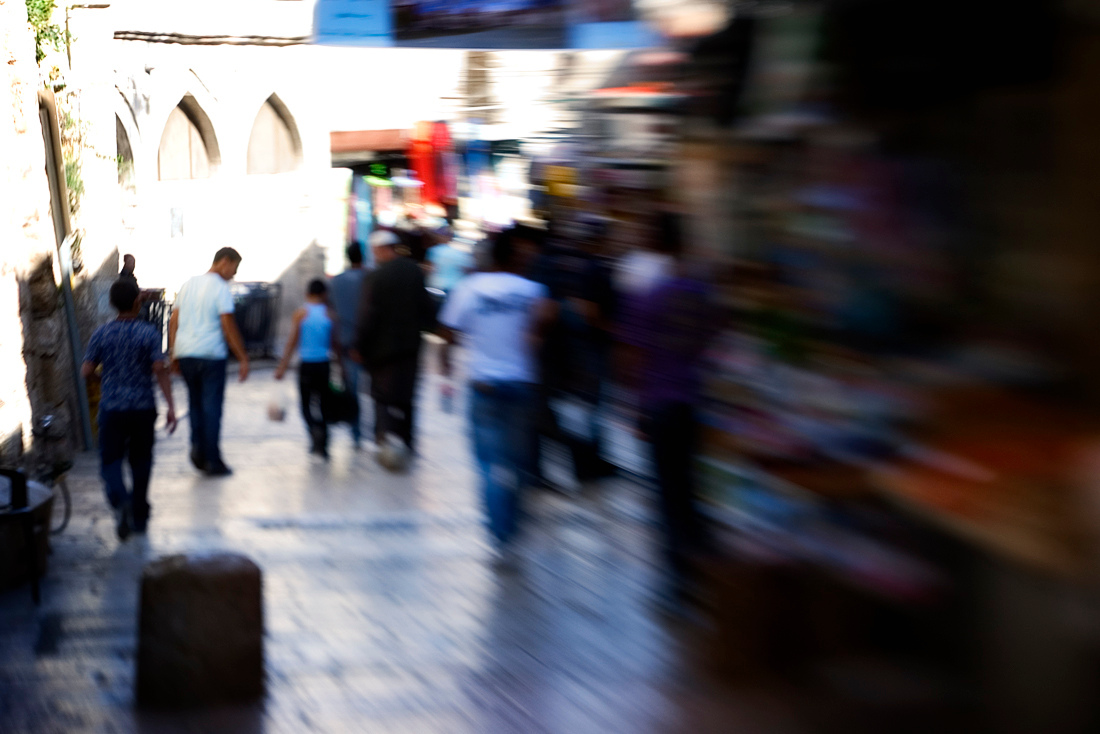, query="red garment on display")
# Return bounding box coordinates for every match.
[431,122,458,206]
[408,121,437,205]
